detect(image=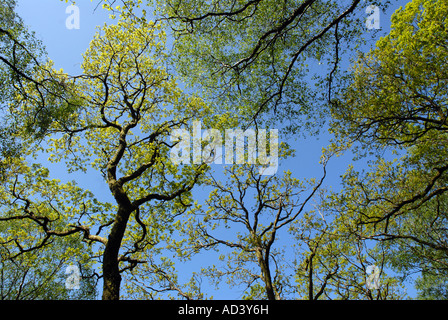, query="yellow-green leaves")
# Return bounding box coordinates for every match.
[325,0,448,299]
[2,9,216,299]
[333,0,448,150]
